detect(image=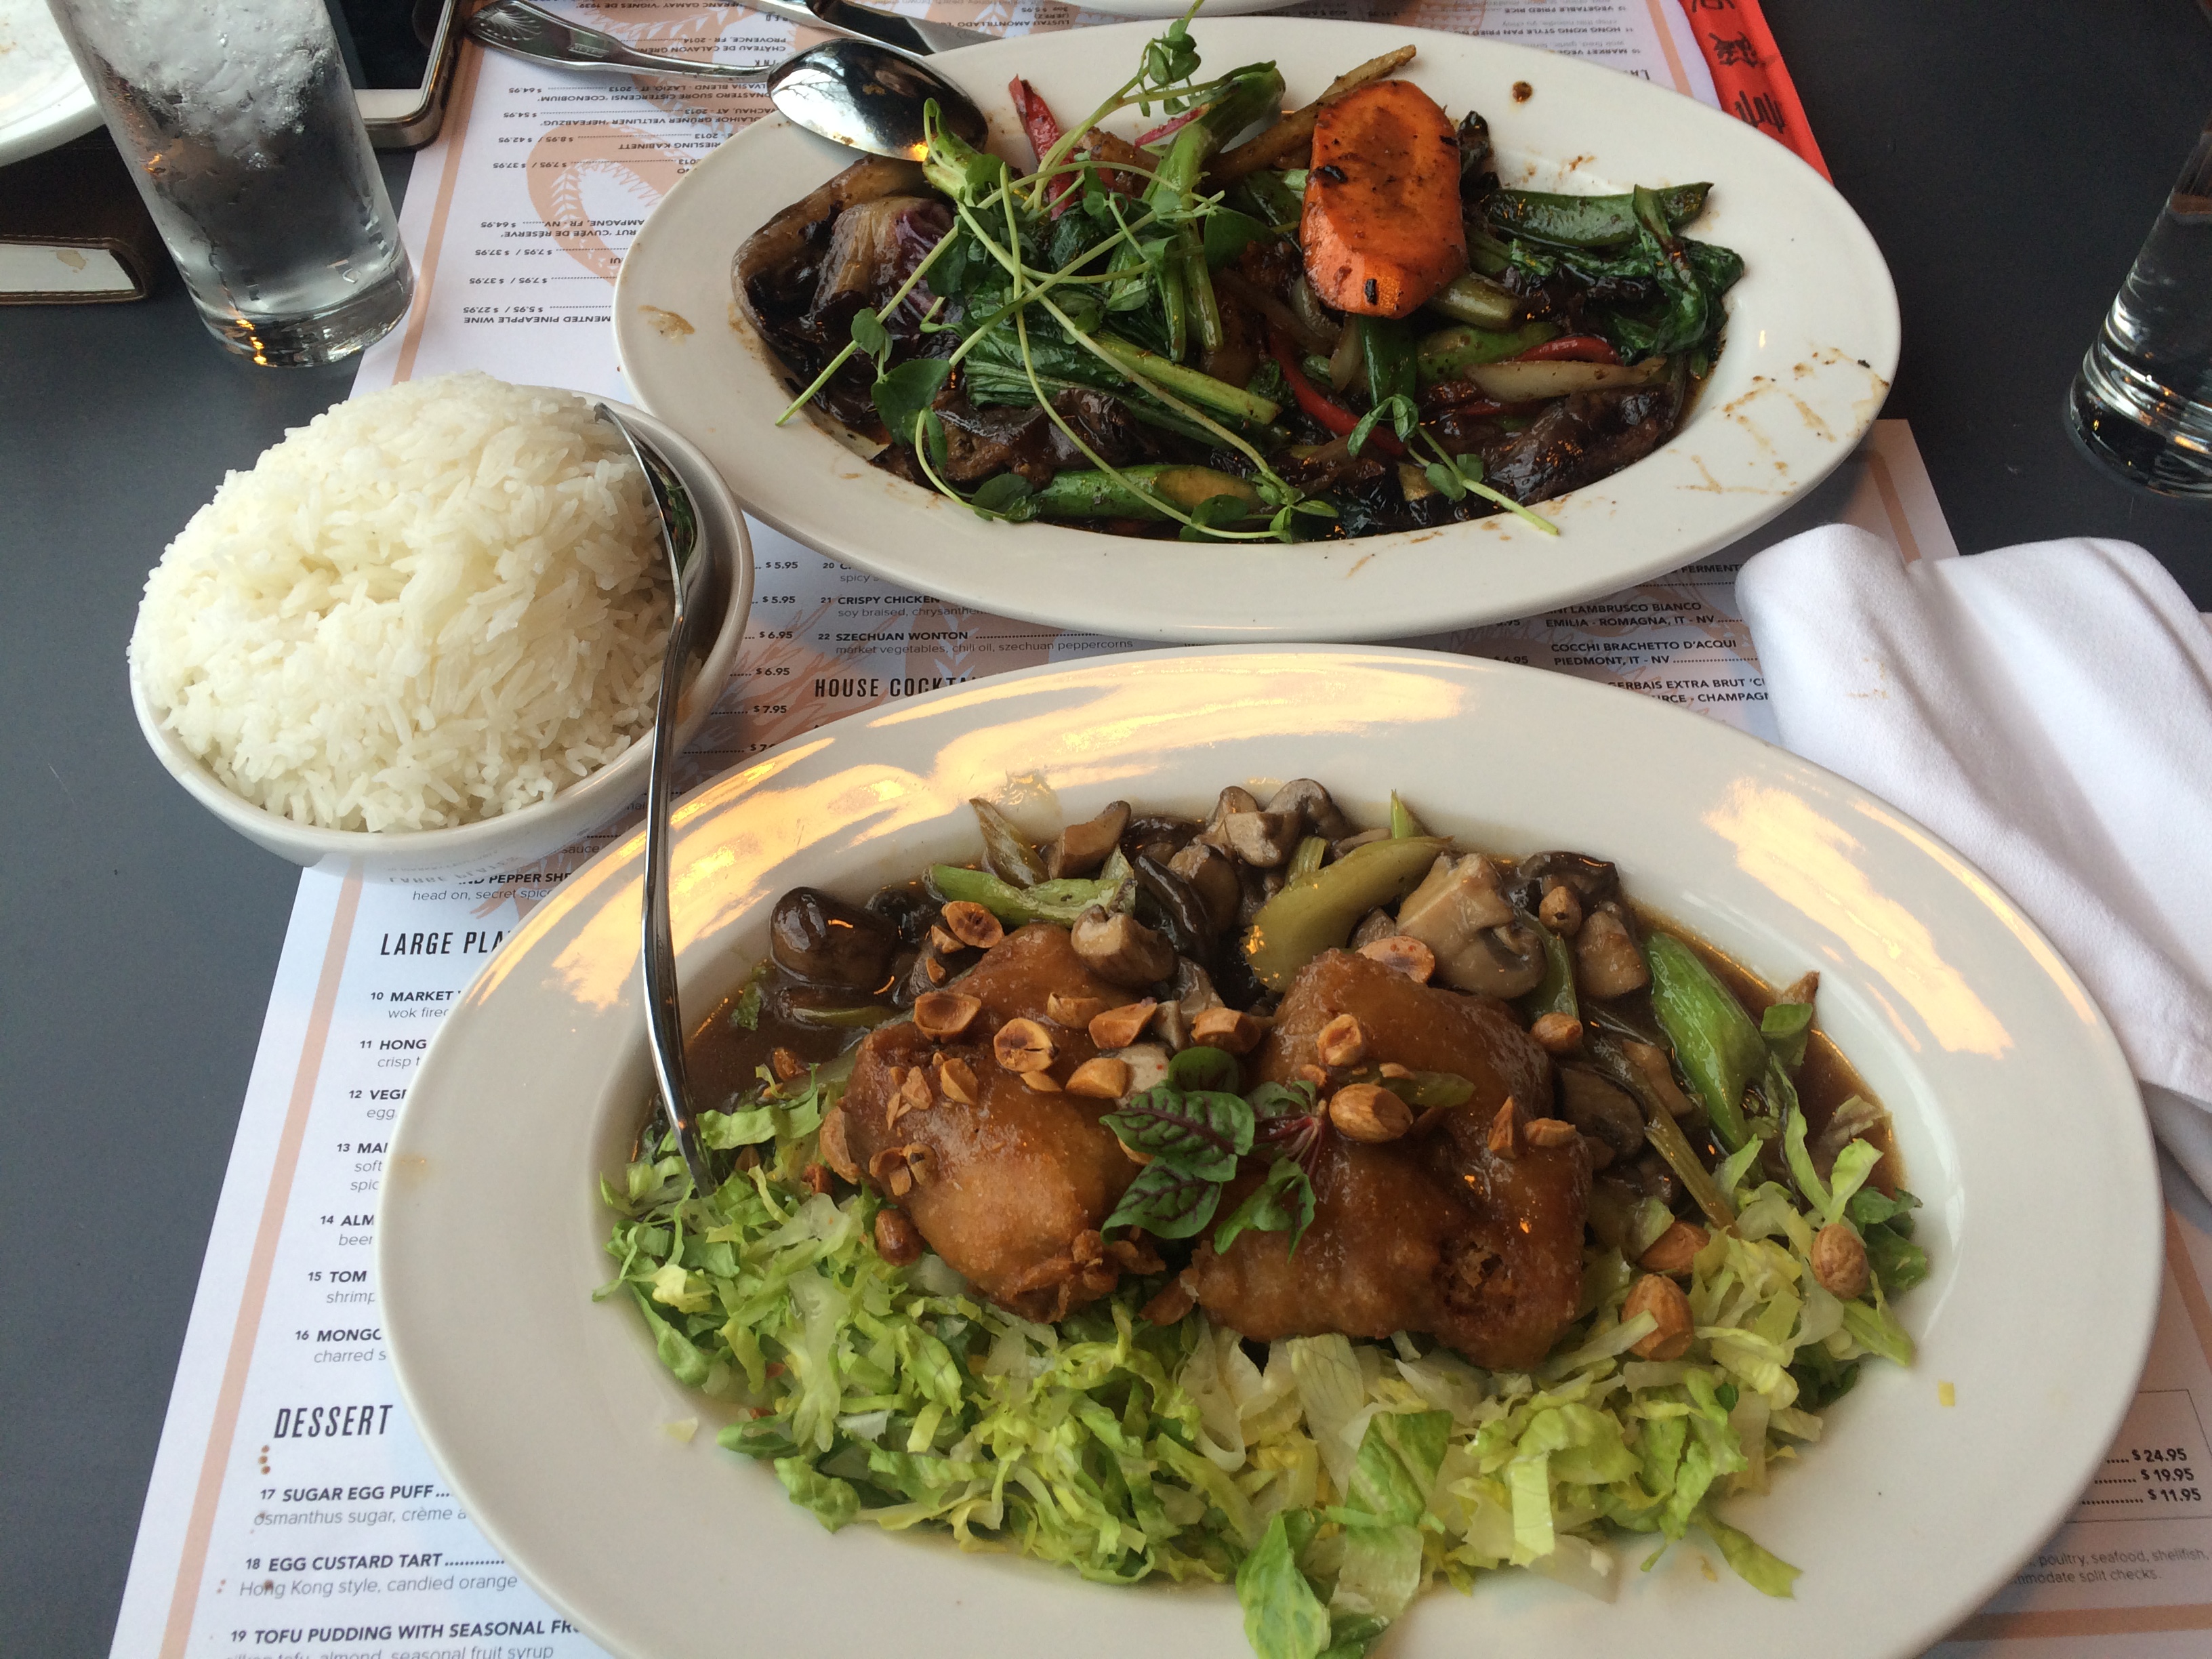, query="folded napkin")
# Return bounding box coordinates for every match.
[1737,529,2212,1196]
